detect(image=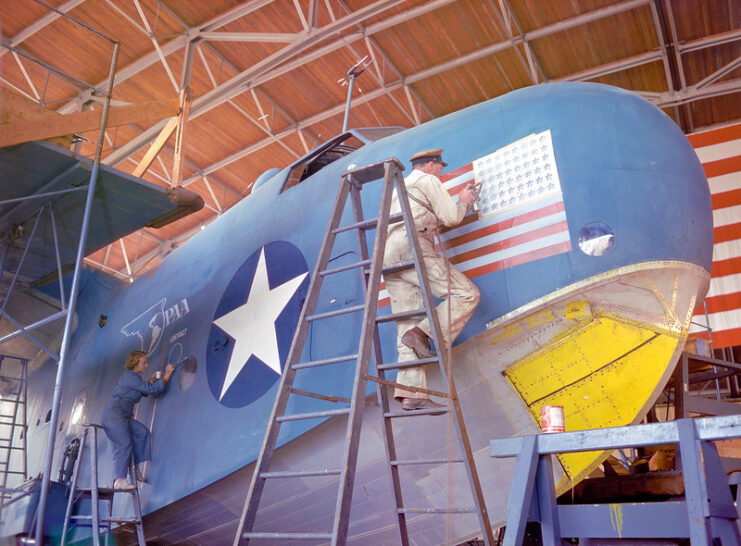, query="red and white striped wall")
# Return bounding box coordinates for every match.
[688,122,741,349]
